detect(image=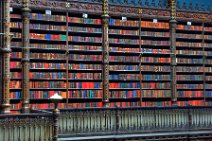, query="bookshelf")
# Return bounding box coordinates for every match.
[176,21,205,106]
[4,0,212,110]
[140,19,171,107]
